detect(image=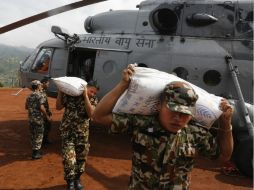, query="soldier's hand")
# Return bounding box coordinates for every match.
[82,84,88,97]
[219,99,234,126]
[121,63,136,84]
